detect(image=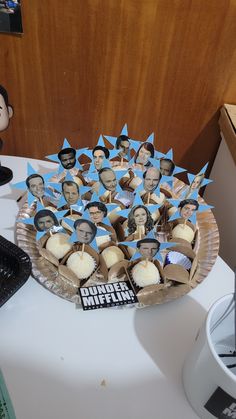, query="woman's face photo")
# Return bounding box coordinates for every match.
[191,175,203,189]
[134,207,147,226]
[137,146,151,165]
